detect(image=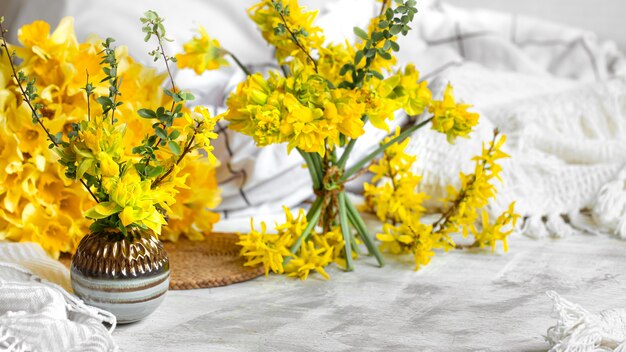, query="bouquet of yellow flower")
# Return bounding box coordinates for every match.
[0,15,222,258]
[176,0,519,279]
[0,12,220,246]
